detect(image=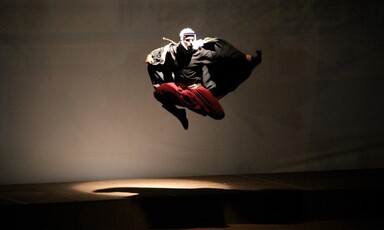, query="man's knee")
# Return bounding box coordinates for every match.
[156,83,179,94]
[208,109,225,120]
[153,83,180,103]
[212,112,225,120]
